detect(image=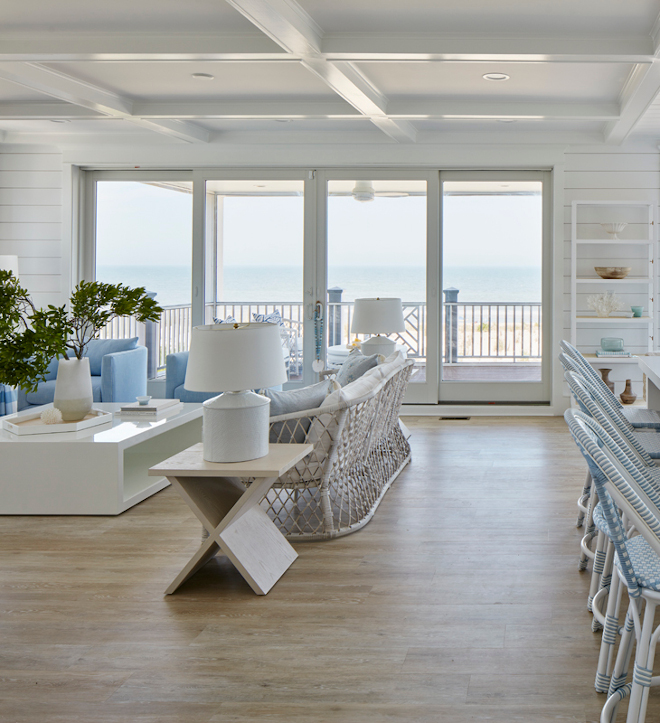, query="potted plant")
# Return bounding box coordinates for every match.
[0,271,162,420]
